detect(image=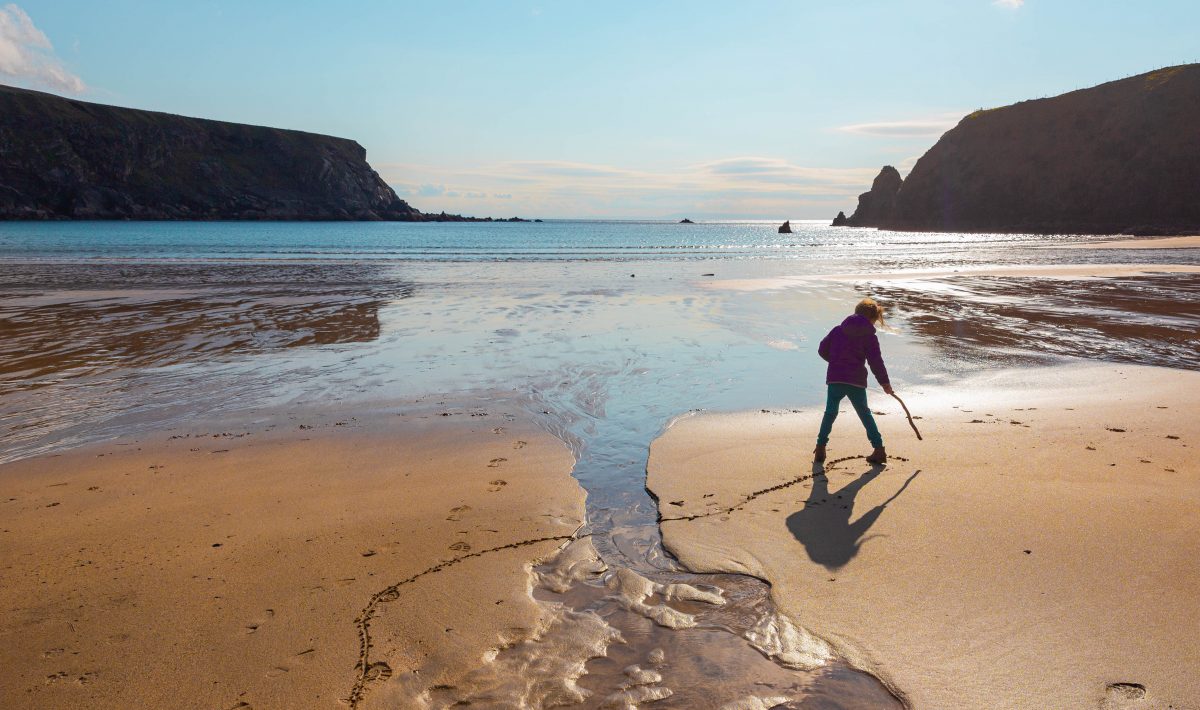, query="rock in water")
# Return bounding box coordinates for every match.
[777,220,792,234]
[831,211,849,227]
[834,64,1200,234]
[0,83,420,220]
[679,218,694,224]
[842,167,902,228]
